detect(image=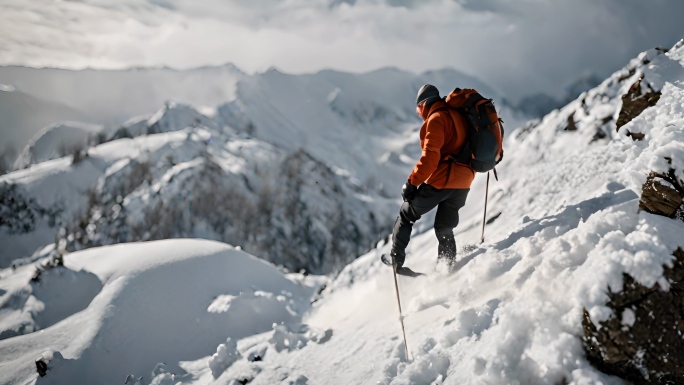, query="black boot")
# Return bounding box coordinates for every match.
[436,229,457,272]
